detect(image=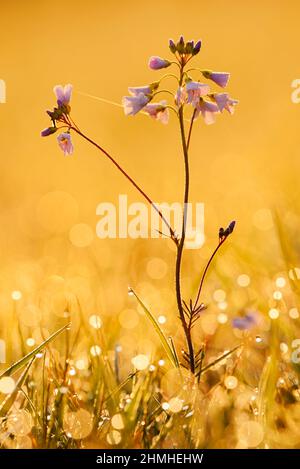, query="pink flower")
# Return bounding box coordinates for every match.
[143,101,169,124]
[122,93,150,115]
[57,132,73,155]
[175,87,188,107]
[148,56,171,70]
[202,71,230,88]
[195,99,219,125]
[128,85,153,96]
[186,81,210,106]
[53,84,73,105]
[214,93,238,114]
